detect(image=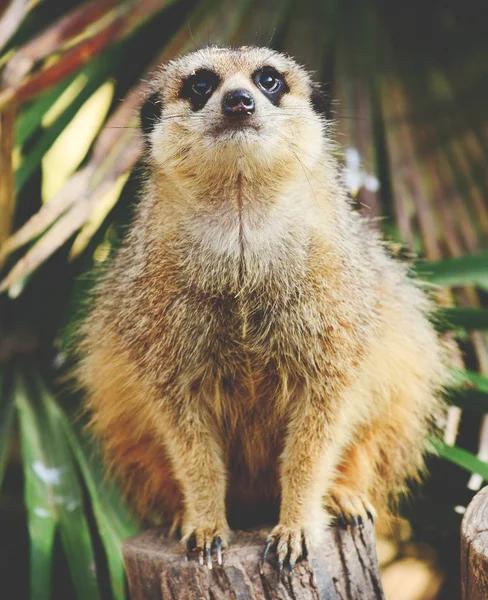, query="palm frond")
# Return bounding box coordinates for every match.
[16,373,101,599]
[62,416,139,600]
